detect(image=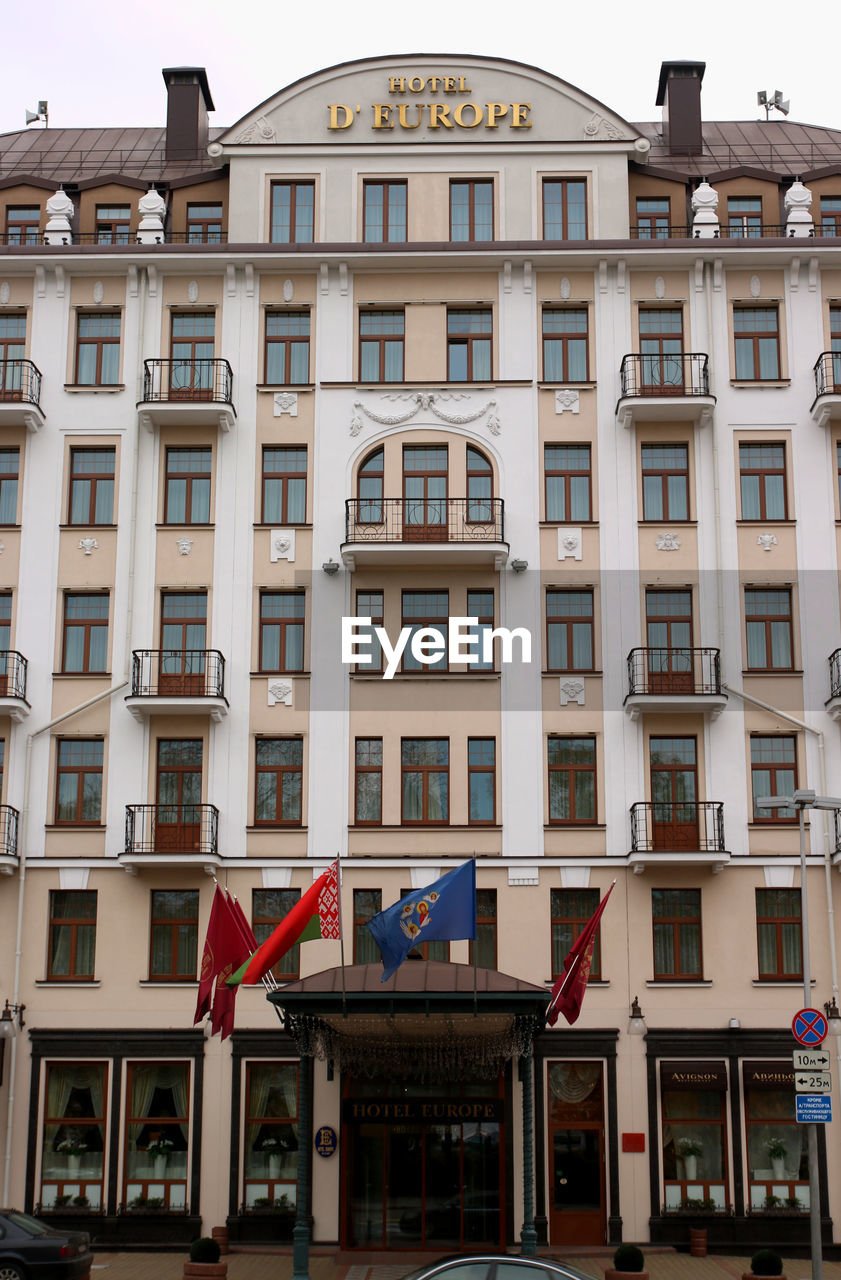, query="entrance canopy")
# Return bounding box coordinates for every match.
[268,961,549,1081]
